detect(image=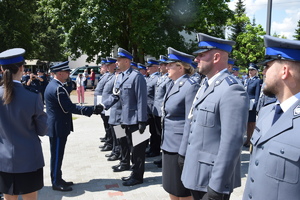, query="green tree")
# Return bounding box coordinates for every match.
[38,0,233,63]
[293,19,300,40]
[232,23,265,68]
[228,0,247,42]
